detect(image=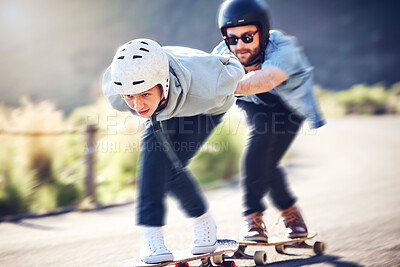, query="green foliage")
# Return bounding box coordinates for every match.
[318,83,400,116]
[0,98,82,216]
[59,98,143,205]
[387,82,400,114]
[0,171,27,217]
[1,82,400,217]
[337,84,388,114]
[56,183,80,207]
[189,108,248,184]
[95,136,140,204]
